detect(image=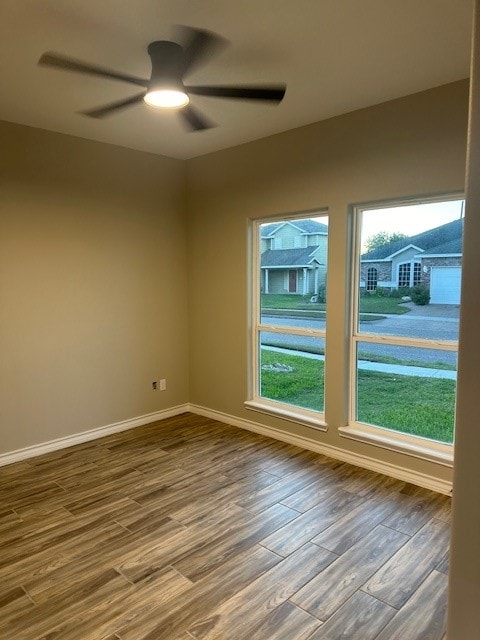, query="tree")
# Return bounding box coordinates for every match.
[365,231,408,252]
